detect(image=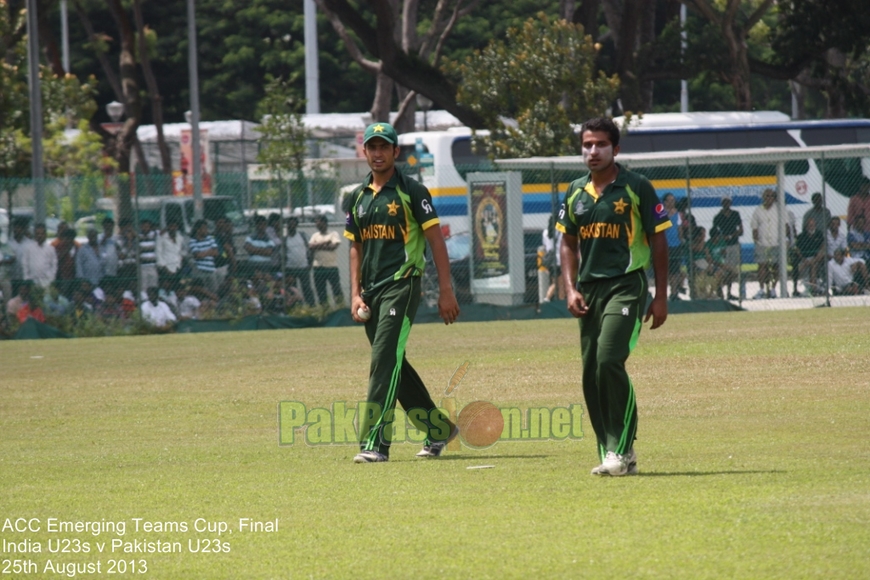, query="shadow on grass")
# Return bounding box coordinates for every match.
[636,470,786,477]
[396,454,553,462]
